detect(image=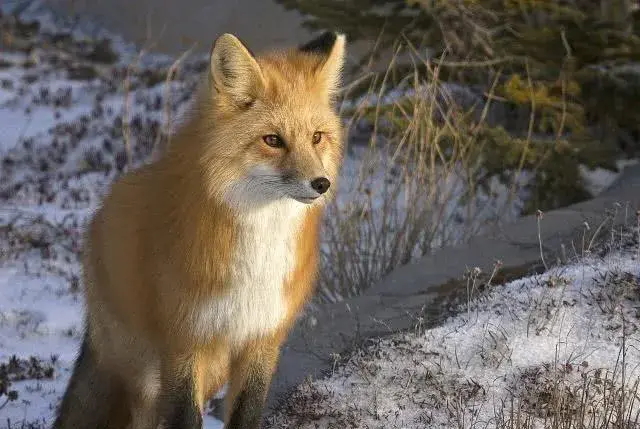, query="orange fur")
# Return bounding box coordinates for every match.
[52,32,346,429]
